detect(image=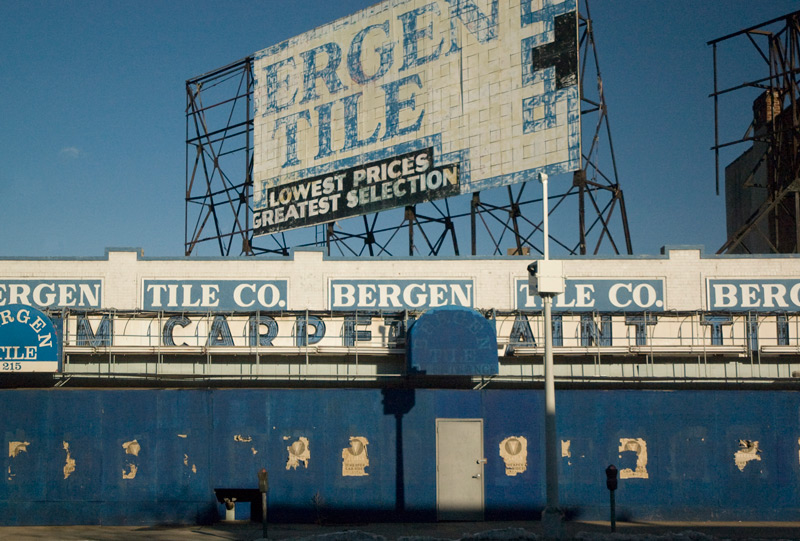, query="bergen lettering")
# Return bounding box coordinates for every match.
[258,1,501,168]
[708,279,800,310]
[331,279,473,309]
[0,281,101,308]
